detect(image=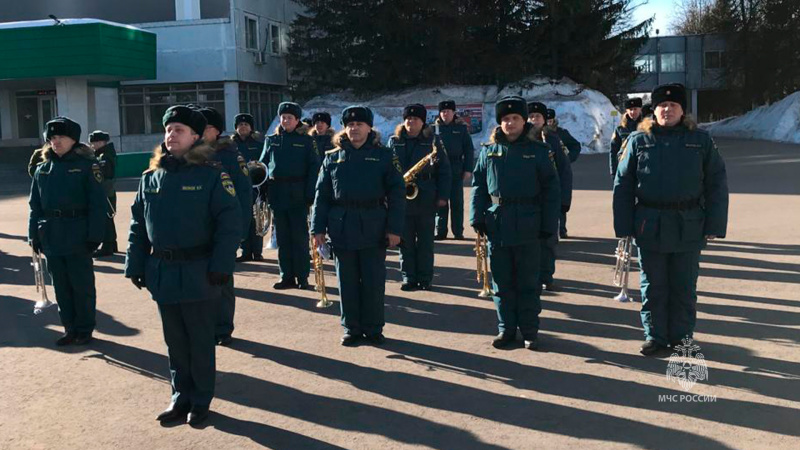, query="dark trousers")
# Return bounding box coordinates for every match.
[560,211,568,236]
[435,174,464,237]
[100,194,117,251]
[47,254,96,334]
[273,208,310,281]
[639,249,701,346]
[488,242,542,339]
[215,276,235,339]
[399,213,436,284]
[539,236,558,284]
[241,197,263,257]
[334,246,387,336]
[158,300,216,408]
